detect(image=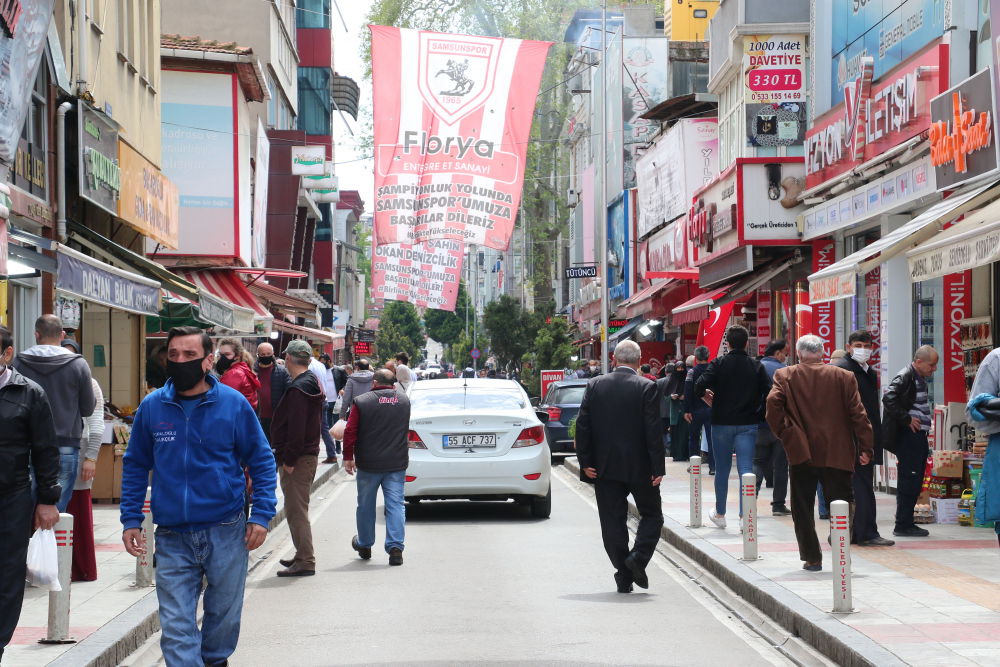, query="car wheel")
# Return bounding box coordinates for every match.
[530,484,551,519]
